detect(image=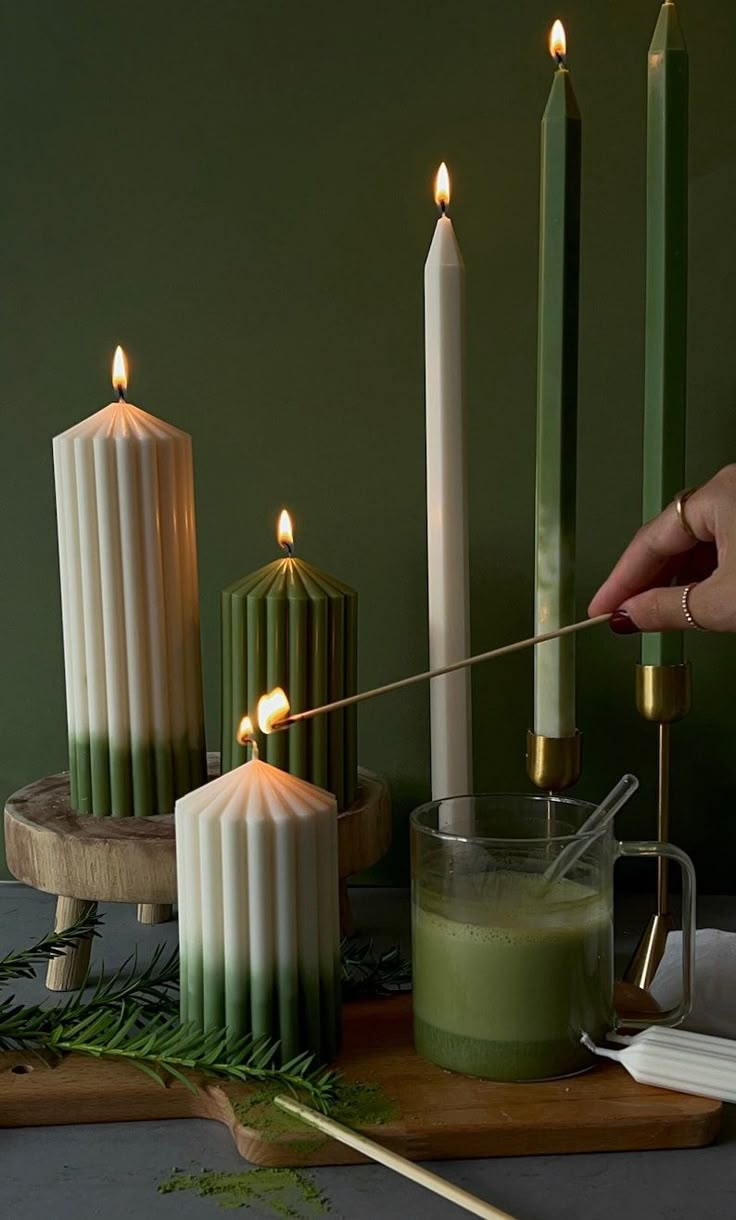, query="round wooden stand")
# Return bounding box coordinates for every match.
[4,756,391,992]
